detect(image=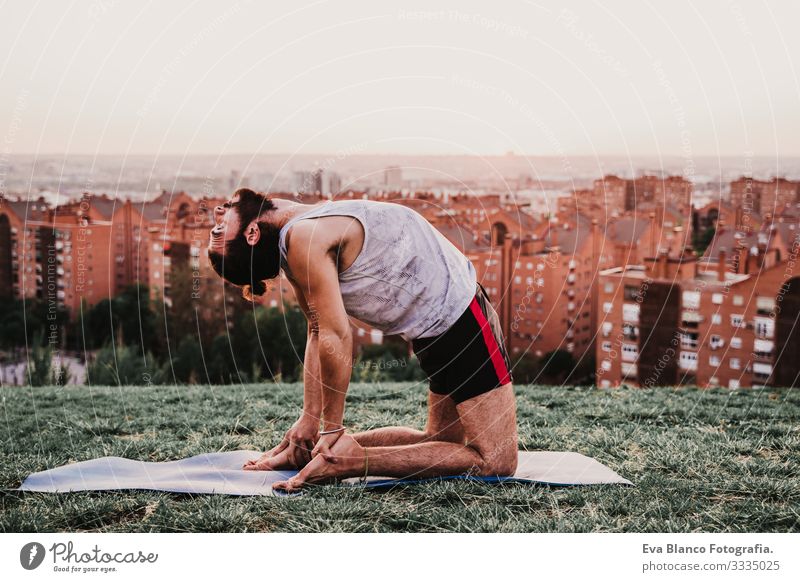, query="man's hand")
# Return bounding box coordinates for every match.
[311,429,345,463]
[242,414,319,471]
